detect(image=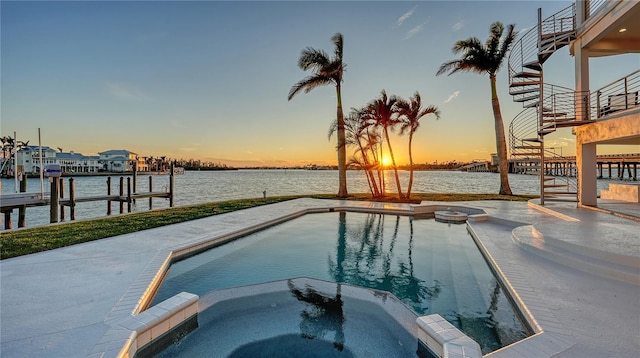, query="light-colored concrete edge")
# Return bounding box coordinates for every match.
[467,222,576,357]
[466,223,542,335]
[417,314,482,358]
[512,225,640,286]
[527,200,580,222]
[530,225,640,270]
[89,199,567,358]
[578,202,640,222]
